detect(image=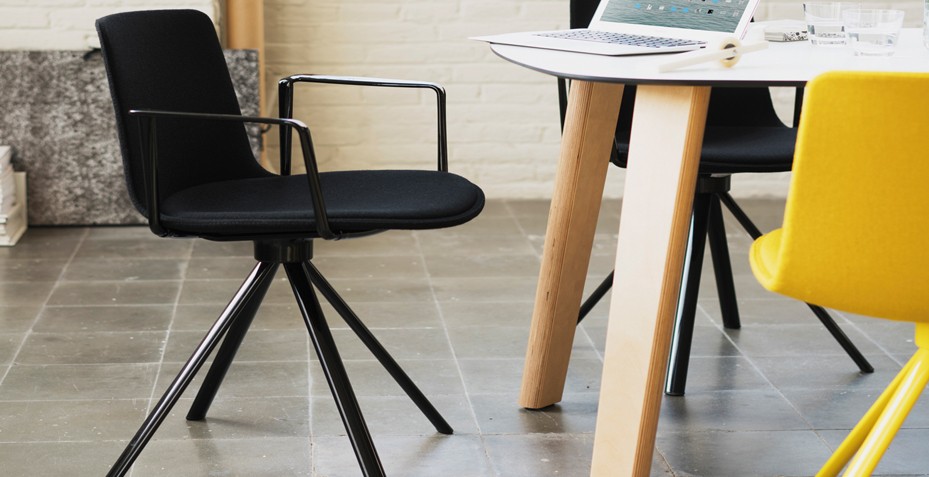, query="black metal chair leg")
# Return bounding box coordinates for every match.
[665,193,713,396]
[577,271,614,324]
[186,262,280,420]
[706,195,741,330]
[284,262,386,477]
[808,303,875,373]
[719,192,874,374]
[718,191,763,240]
[304,262,454,435]
[107,262,280,477]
